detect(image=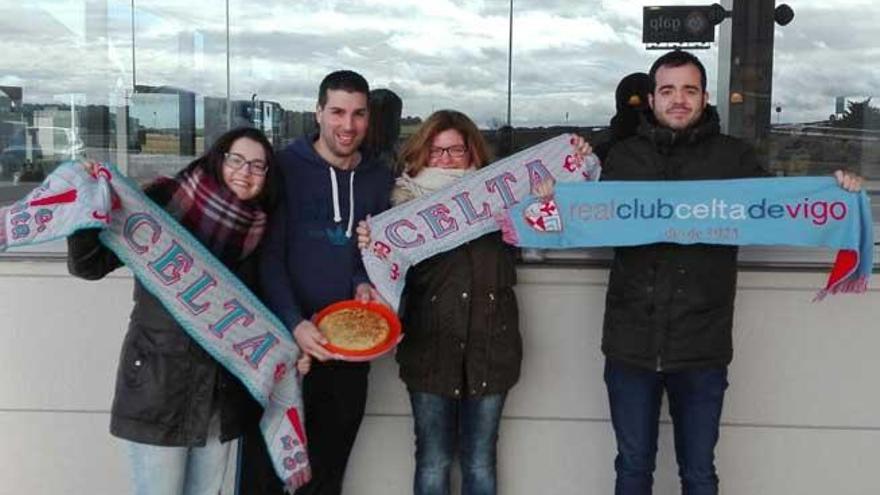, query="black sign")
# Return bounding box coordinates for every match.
[643,6,715,44]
